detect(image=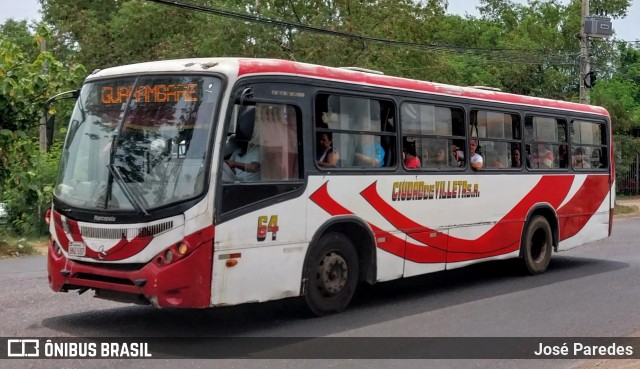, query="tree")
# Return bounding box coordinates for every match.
[0,23,86,235]
[591,43,640,185]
